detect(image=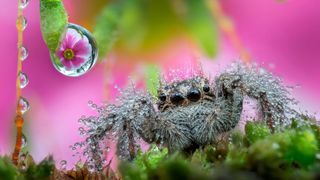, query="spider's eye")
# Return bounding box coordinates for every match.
[203,84,210,92]
[170,93,185,105]
[158,93,167,102]
[187,88,201,102]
